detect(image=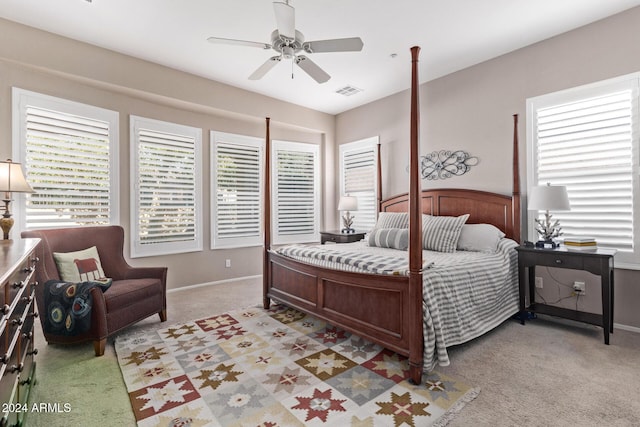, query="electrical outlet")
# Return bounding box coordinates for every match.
[573,281,586,295]
[225,259,231,268]
[535,277,543,289]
